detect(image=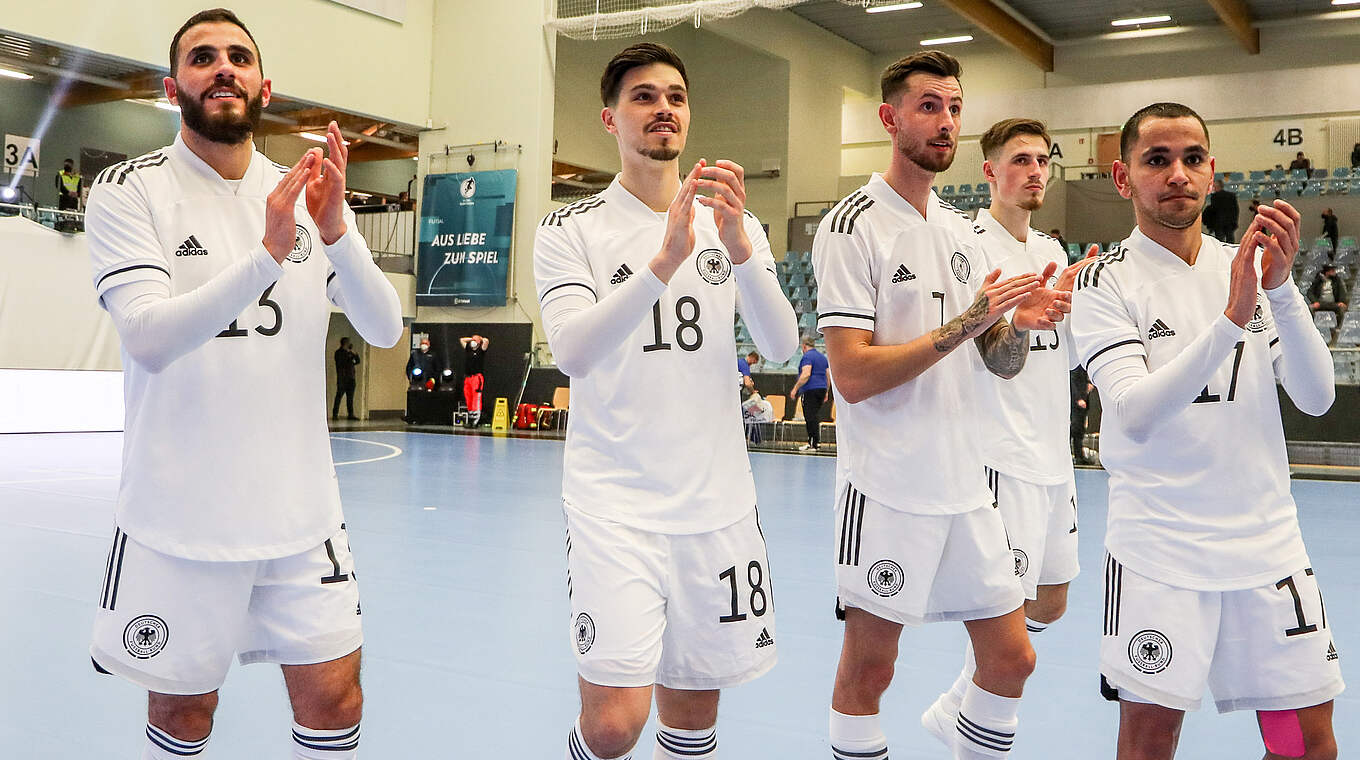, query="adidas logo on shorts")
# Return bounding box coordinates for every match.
[1148,318,1176,339]
[610,263,634,285]
[755,627,774,649]
[175,235,209,257]
[891,264,916,283]
[1327,641,1339,662]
